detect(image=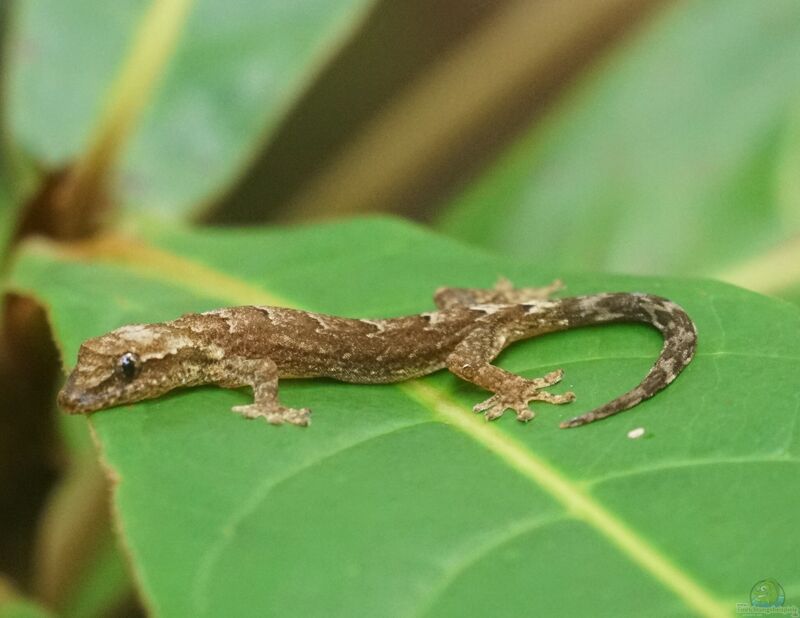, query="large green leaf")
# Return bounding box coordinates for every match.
[6,0,374,219]
[59,530,131,618]
[6,0,147,166]
[439,0,800,277]
[9,218,799,616]
[0,0,16,252]
[0,580,53,618]
[0,599,54,618]
[0,175,15,255]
